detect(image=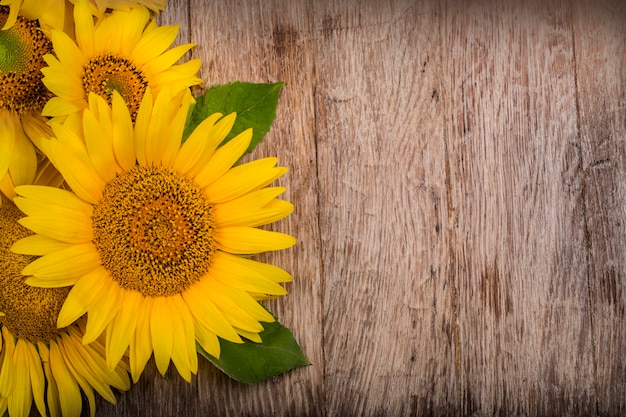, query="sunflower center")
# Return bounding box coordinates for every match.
[82,54,148,120]
[0,7,53,114]
[92,166,216,297]
[0,198,69,343]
